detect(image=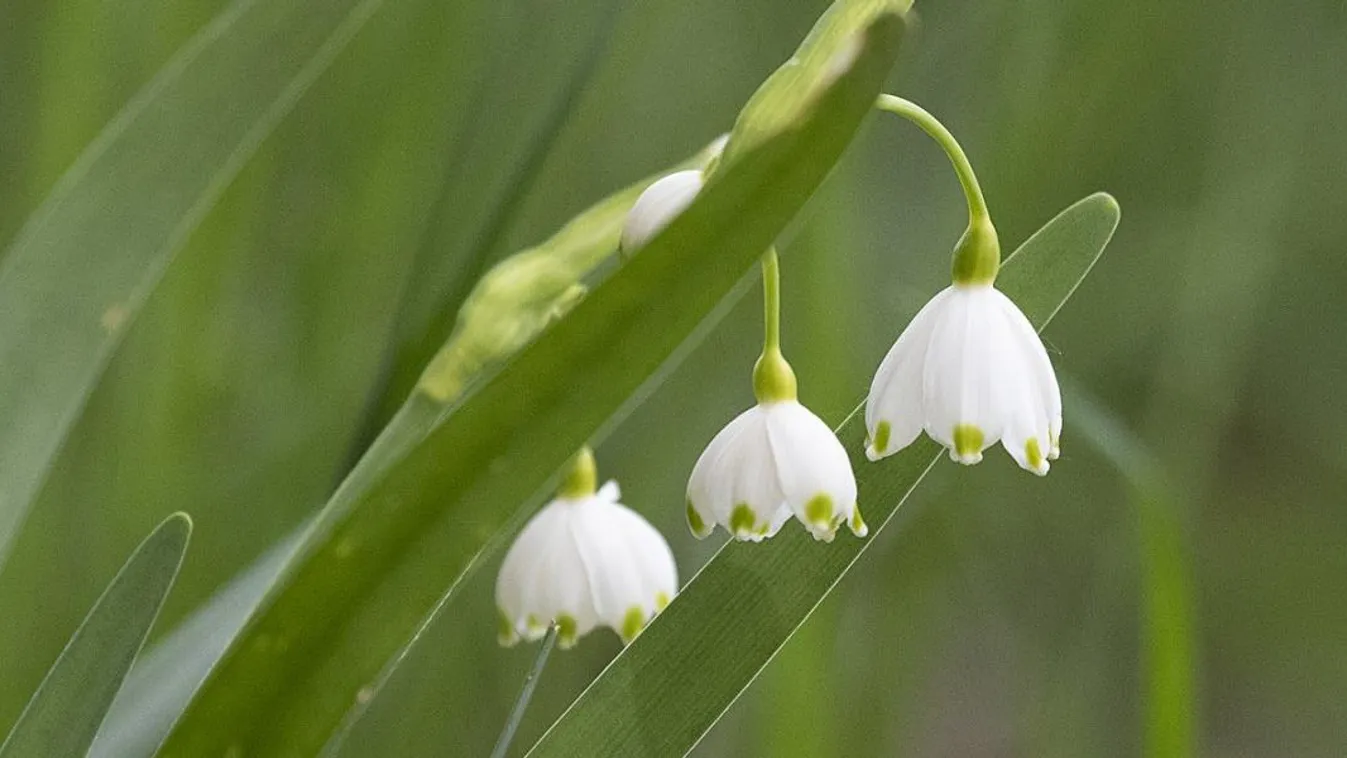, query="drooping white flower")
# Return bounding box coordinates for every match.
[619,169,703,255]
[687,400,866,543]
[865,283,1061,474]
[496,479,678,649]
